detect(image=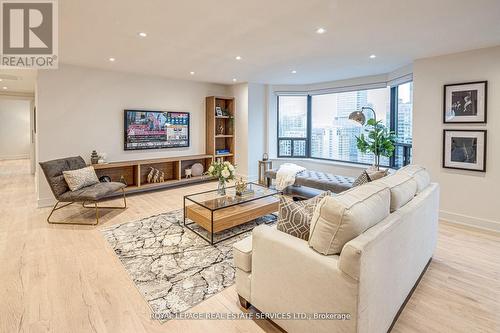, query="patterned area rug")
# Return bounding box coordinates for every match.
[100,209,275,317]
